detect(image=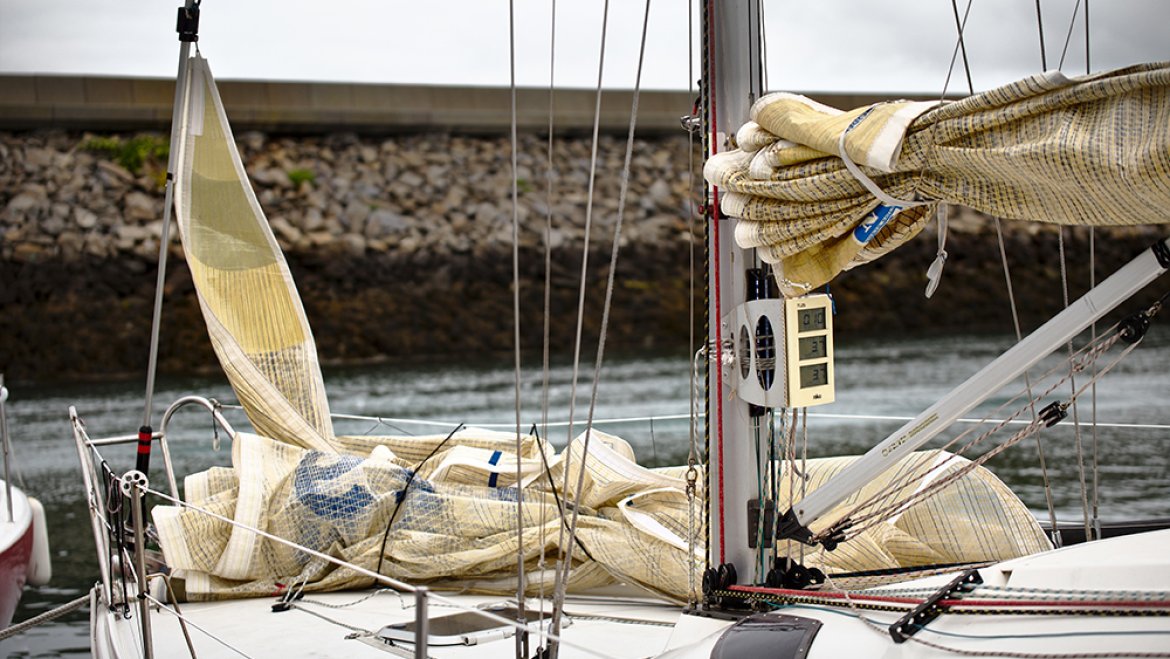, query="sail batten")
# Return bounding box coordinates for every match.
[706,62,1170,294]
